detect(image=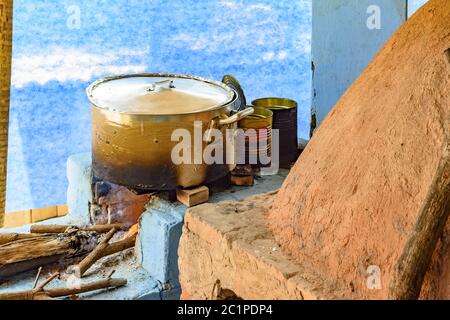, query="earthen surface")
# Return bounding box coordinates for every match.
[269,0,450,299]
[179,193,342,300]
